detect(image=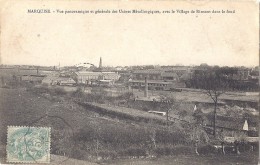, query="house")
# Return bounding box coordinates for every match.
[73,71,120,84]
[129,80,185,90]
[132,69,162,80]
[42,72,60,85]
[99,79,114,86]
[205,115,258,137]
[161,72,179,81]
[57,77,76,86]
[163,66,190,77]
[21,75,45,83]
[132,68,190,82]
